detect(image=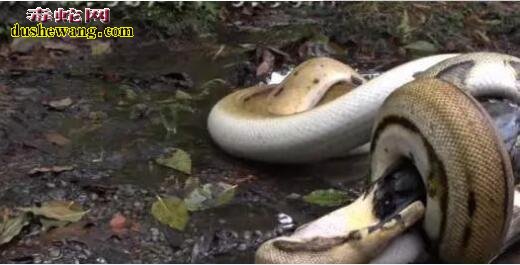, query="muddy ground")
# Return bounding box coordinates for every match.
[1,2,520,263]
